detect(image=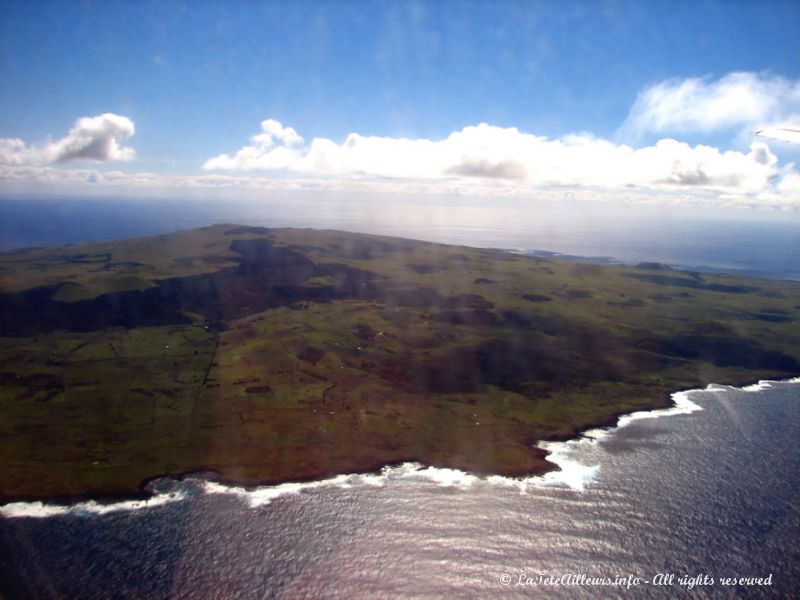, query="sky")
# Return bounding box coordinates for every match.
[1,0,799,210]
